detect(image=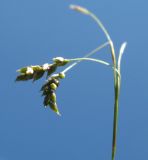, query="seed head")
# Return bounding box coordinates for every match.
[26,67,34,74]
[53,57,69,66]
[50,83,57,90]
[59,72,65,79]
[42,63,50,70]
